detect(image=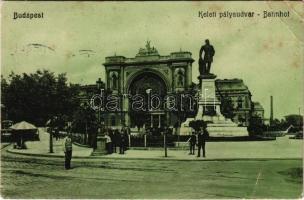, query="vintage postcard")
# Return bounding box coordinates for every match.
[1,1,303,199]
